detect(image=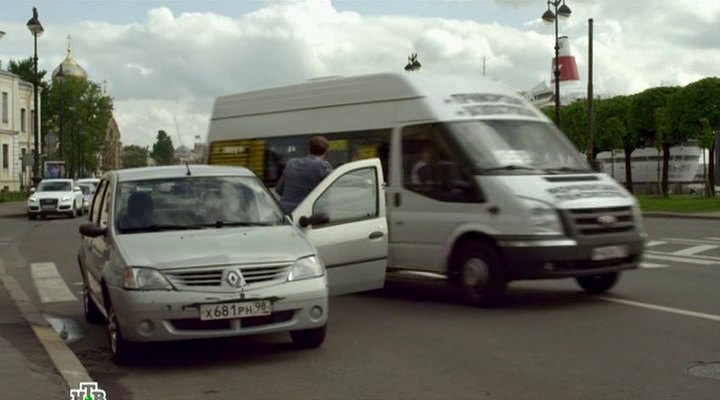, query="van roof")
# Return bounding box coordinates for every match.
[211,72,521,120]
